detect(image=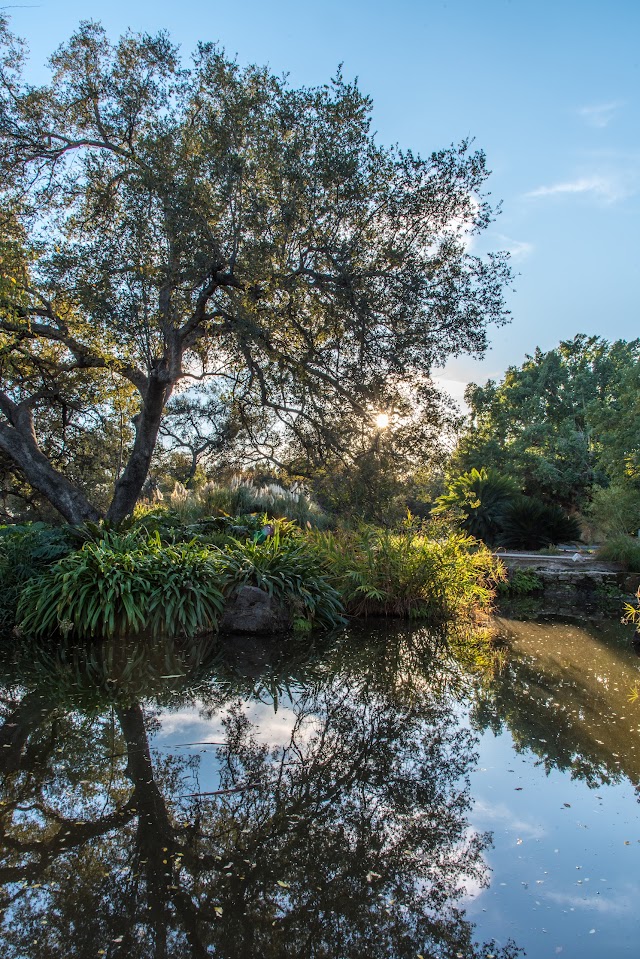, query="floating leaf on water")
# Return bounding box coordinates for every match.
[214,906,223,916]
[276,880,291,888]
